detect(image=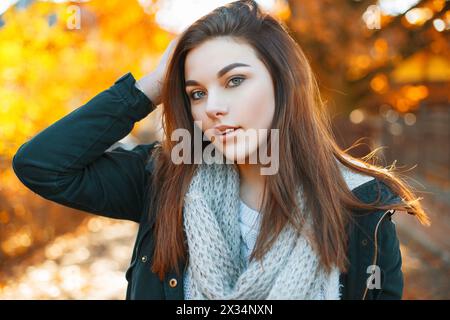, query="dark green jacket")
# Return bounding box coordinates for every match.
[12,72,404,300]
